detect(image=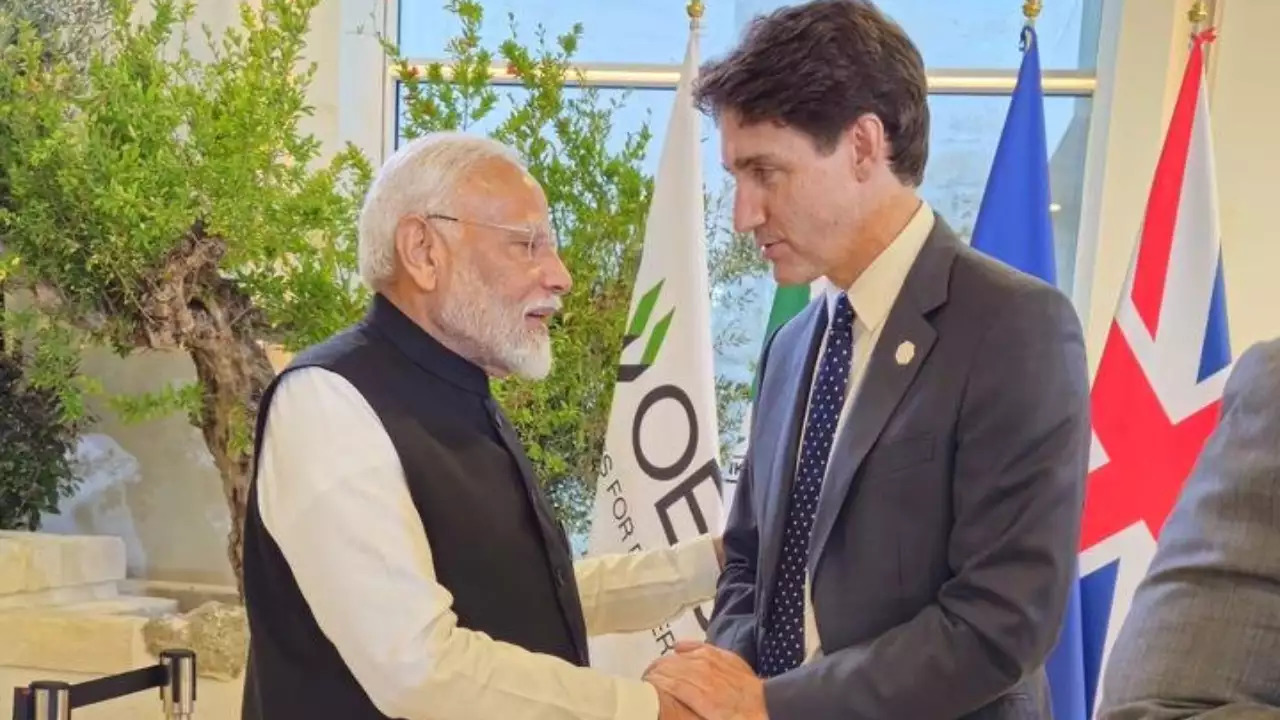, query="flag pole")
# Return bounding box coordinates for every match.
[688,0,704,30]
[1188,0,1209,28]
[1020,1,1041,52]
[1185,0,1215,61]
[1022,0,1042,25]
[1187,0,1214,67]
